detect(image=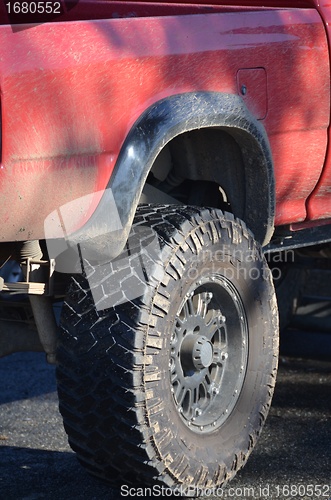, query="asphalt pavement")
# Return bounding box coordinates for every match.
[0,283,330,499]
